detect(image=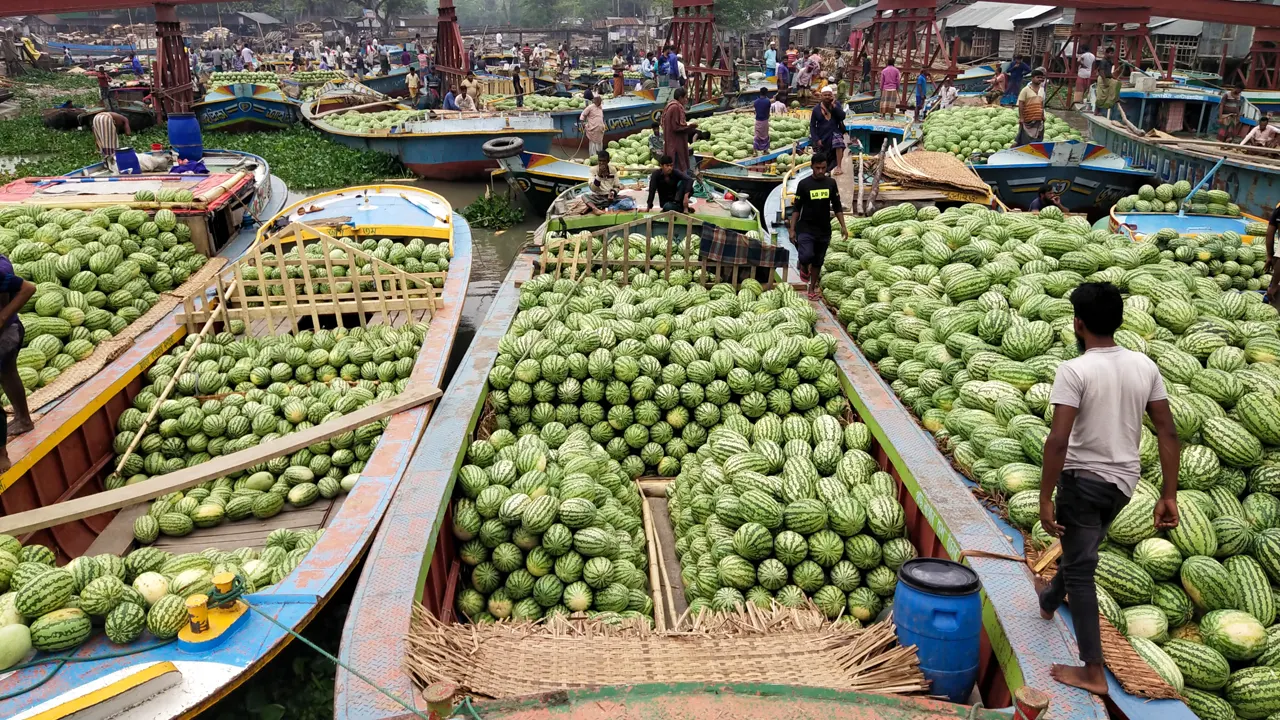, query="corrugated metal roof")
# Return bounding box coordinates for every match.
[1151,18,1204,37]
[944,2,1052,32]
[1023,12,1063,29]
[797,0,846,19]
[793,5,860,31]
[237,11,282,25]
